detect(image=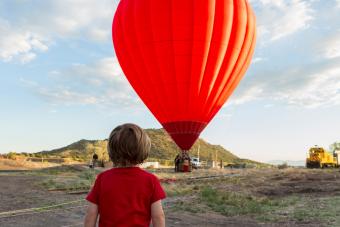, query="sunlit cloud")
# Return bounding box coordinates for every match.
[231,58,340,108]
[48,0,117,41]
[0,0,119,63]
[251,57,265,64]
[320,31,340,59]
[0,19,49,63]
[21,57,141,109]
[253,0,313,43]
